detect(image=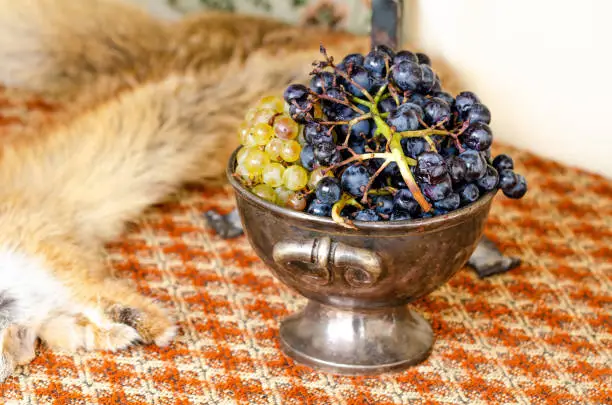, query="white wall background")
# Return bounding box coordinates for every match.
[406,0,612,178]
